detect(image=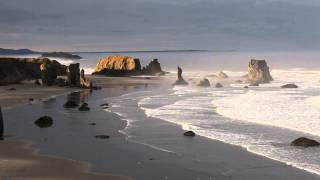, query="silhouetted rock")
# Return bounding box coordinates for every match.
[95,135,110,139]
[40,63,57,86]
[34,116,53,128]
[281,84,298,88]
[142,59,164,75]
[215,83,223,88]
[290,137,320,147]
[79,103,90,111]
[67,63,80,87]
[0,58,66,85]
[0,106,3,140]
[248,59,273,84]
[92,55,141,76]
[80,69,92,88]
[41,52,82,59]
[184,131,196,137]
[218,71,228,79]
[198,78,210,87]
[173,66,188,85]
